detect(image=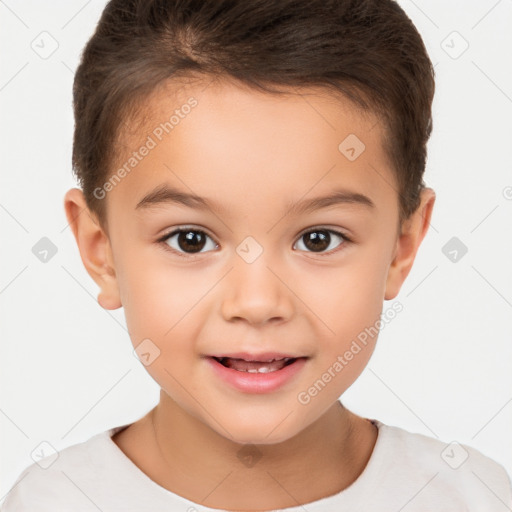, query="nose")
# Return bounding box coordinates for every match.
[220,250,294,326]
